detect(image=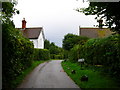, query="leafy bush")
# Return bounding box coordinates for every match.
[34,48,50,60]
[63,33,89,51]
[63,50,69,59]
[50,54,63,59]
[54,54,63,59]
[67,36,89,62]
[68,34,120,77]
[68,45,79,62]
[44,40,64,59]
[34,48,40,60]
[2,24,34,88]
[81,38,103,65]
[80,34,120,77]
